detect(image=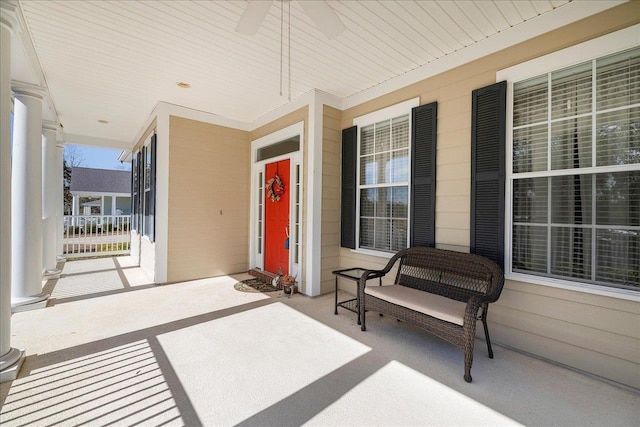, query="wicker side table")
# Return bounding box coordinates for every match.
[332,267,383,325]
